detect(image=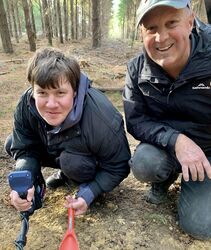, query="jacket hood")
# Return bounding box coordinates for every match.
[59,72,90,132]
